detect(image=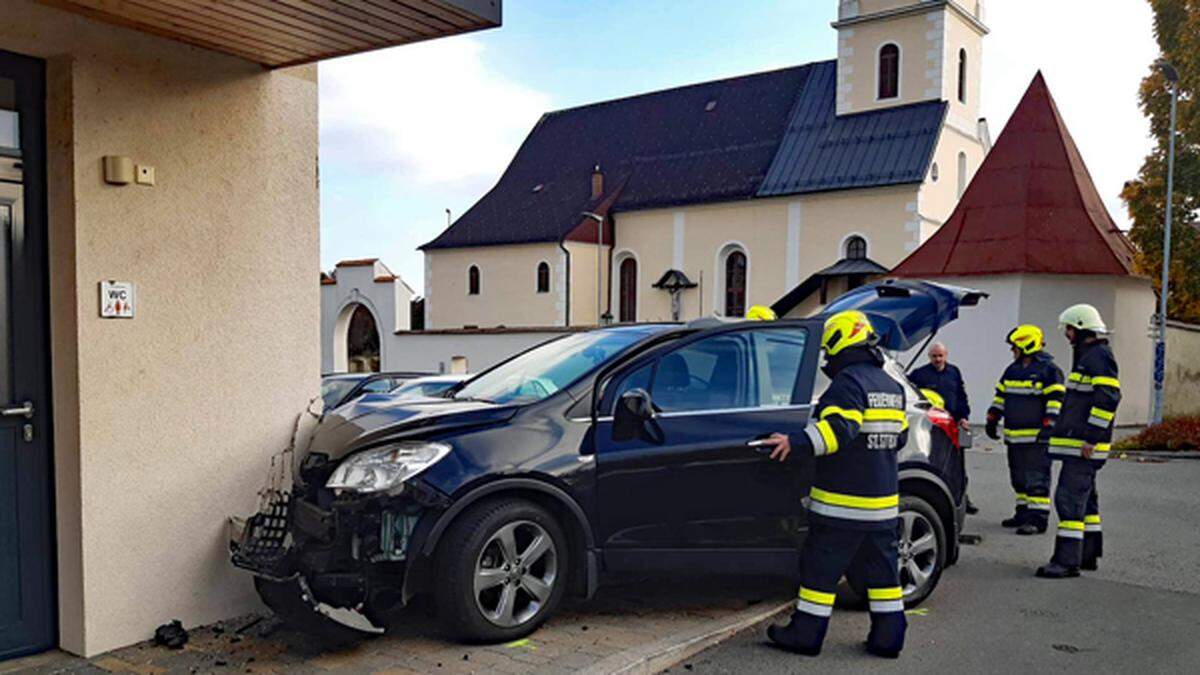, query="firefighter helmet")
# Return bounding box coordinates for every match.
[821,310,876,356]
[1006,324,1044,355]
[1059,304,1108,334]
[746,305,777,321]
